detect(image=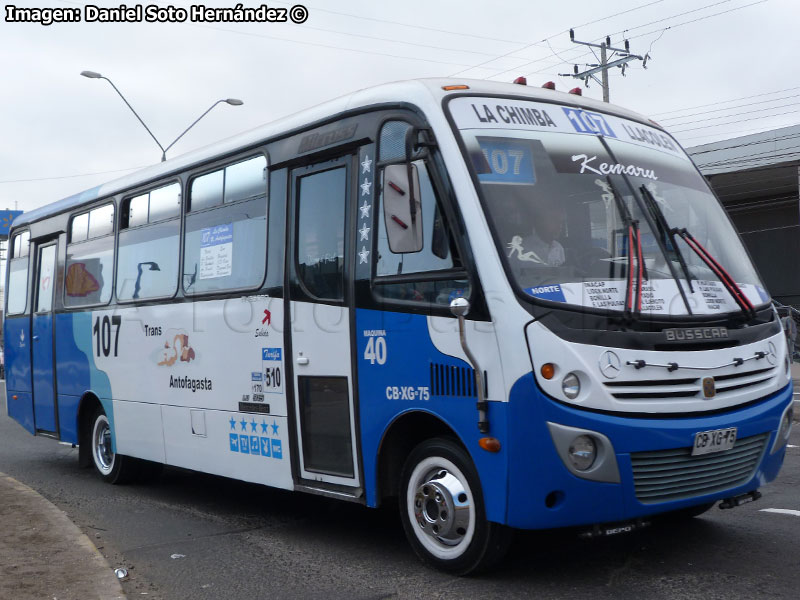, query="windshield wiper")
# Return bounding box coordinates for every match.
[671,227,757,319]
[604,176,643,319]
[639,184,695,294]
